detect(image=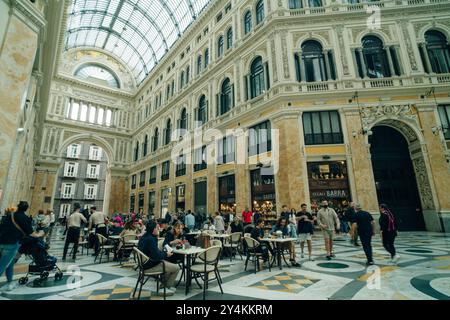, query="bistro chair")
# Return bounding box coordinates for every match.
[189,246,223,300]
[223,232,243,262]
[243,236,271,274]
[211,239,222,248]
[132,248,167,300]
[94,234,114,263]
[117,234,138,265]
